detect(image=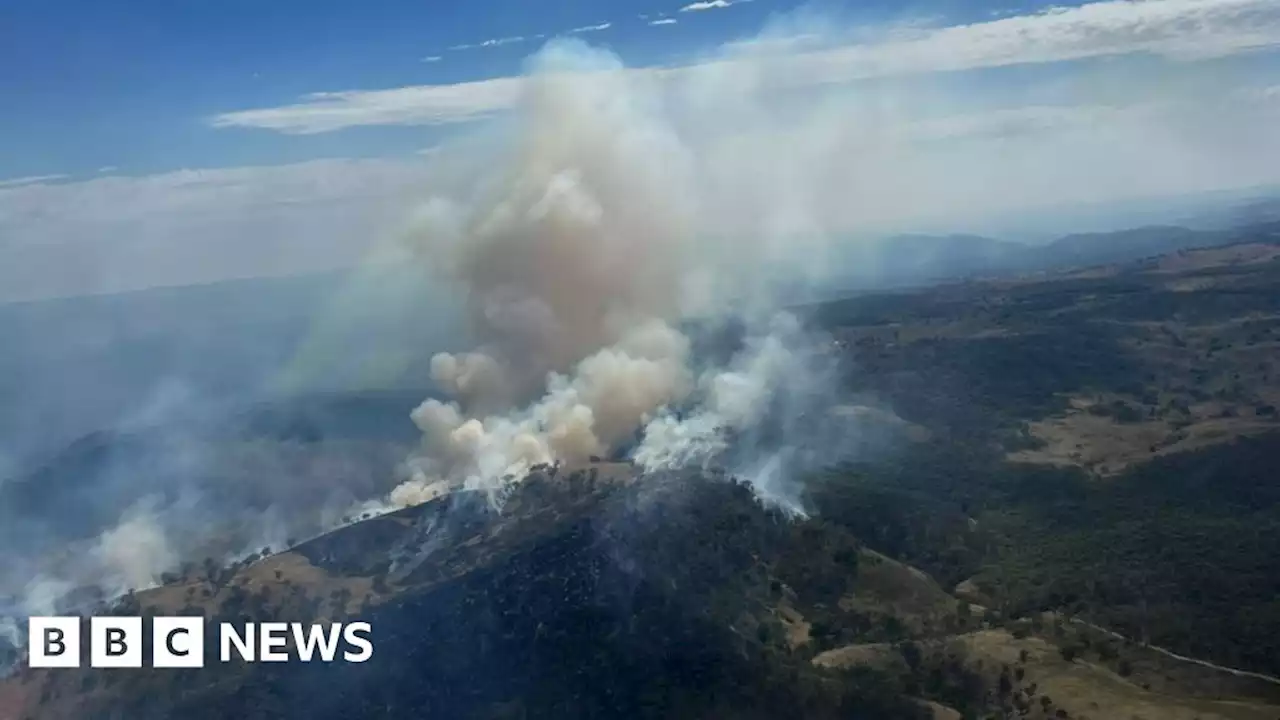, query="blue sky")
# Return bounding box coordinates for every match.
[1,0,833,175]
[2,0,1280,301]
[6,0,1246,177]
